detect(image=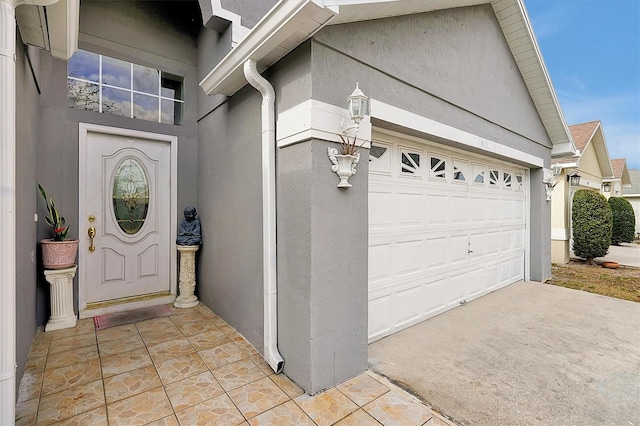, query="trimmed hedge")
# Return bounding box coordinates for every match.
[609,197,636,245]
[572,190,612,263]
